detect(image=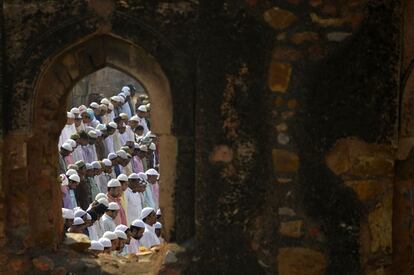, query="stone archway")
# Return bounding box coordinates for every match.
[5,34,178,249]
